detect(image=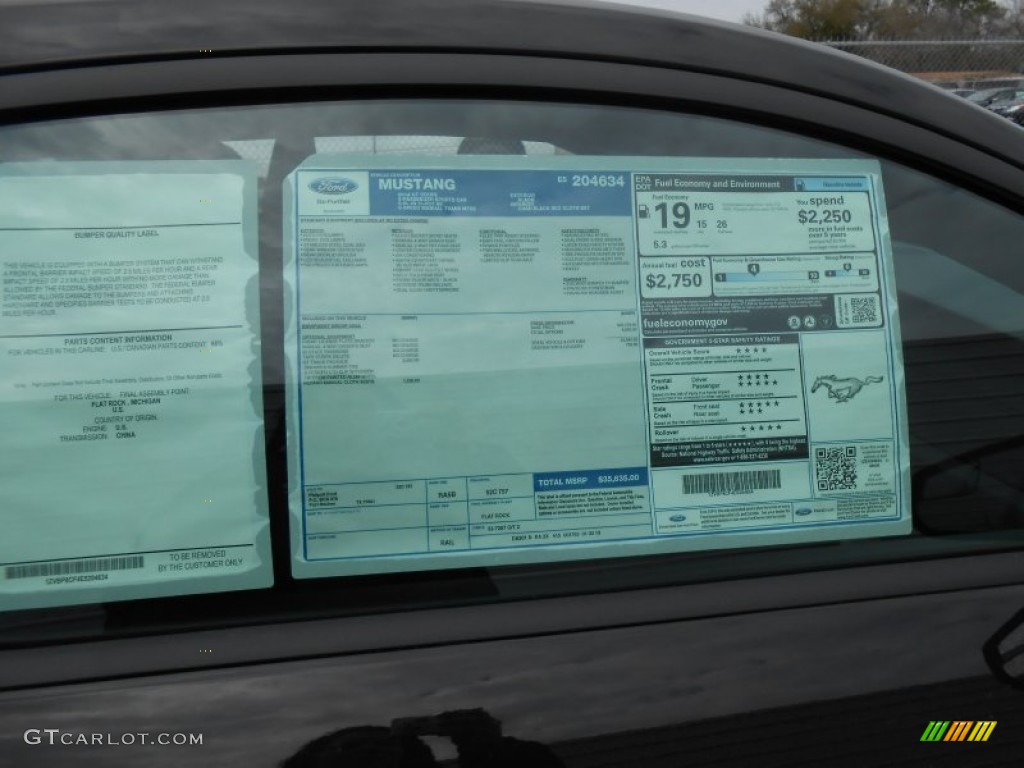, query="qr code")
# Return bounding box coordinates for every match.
[849,297,878,324]
[815,446,858,491]
[835,294,881,327]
